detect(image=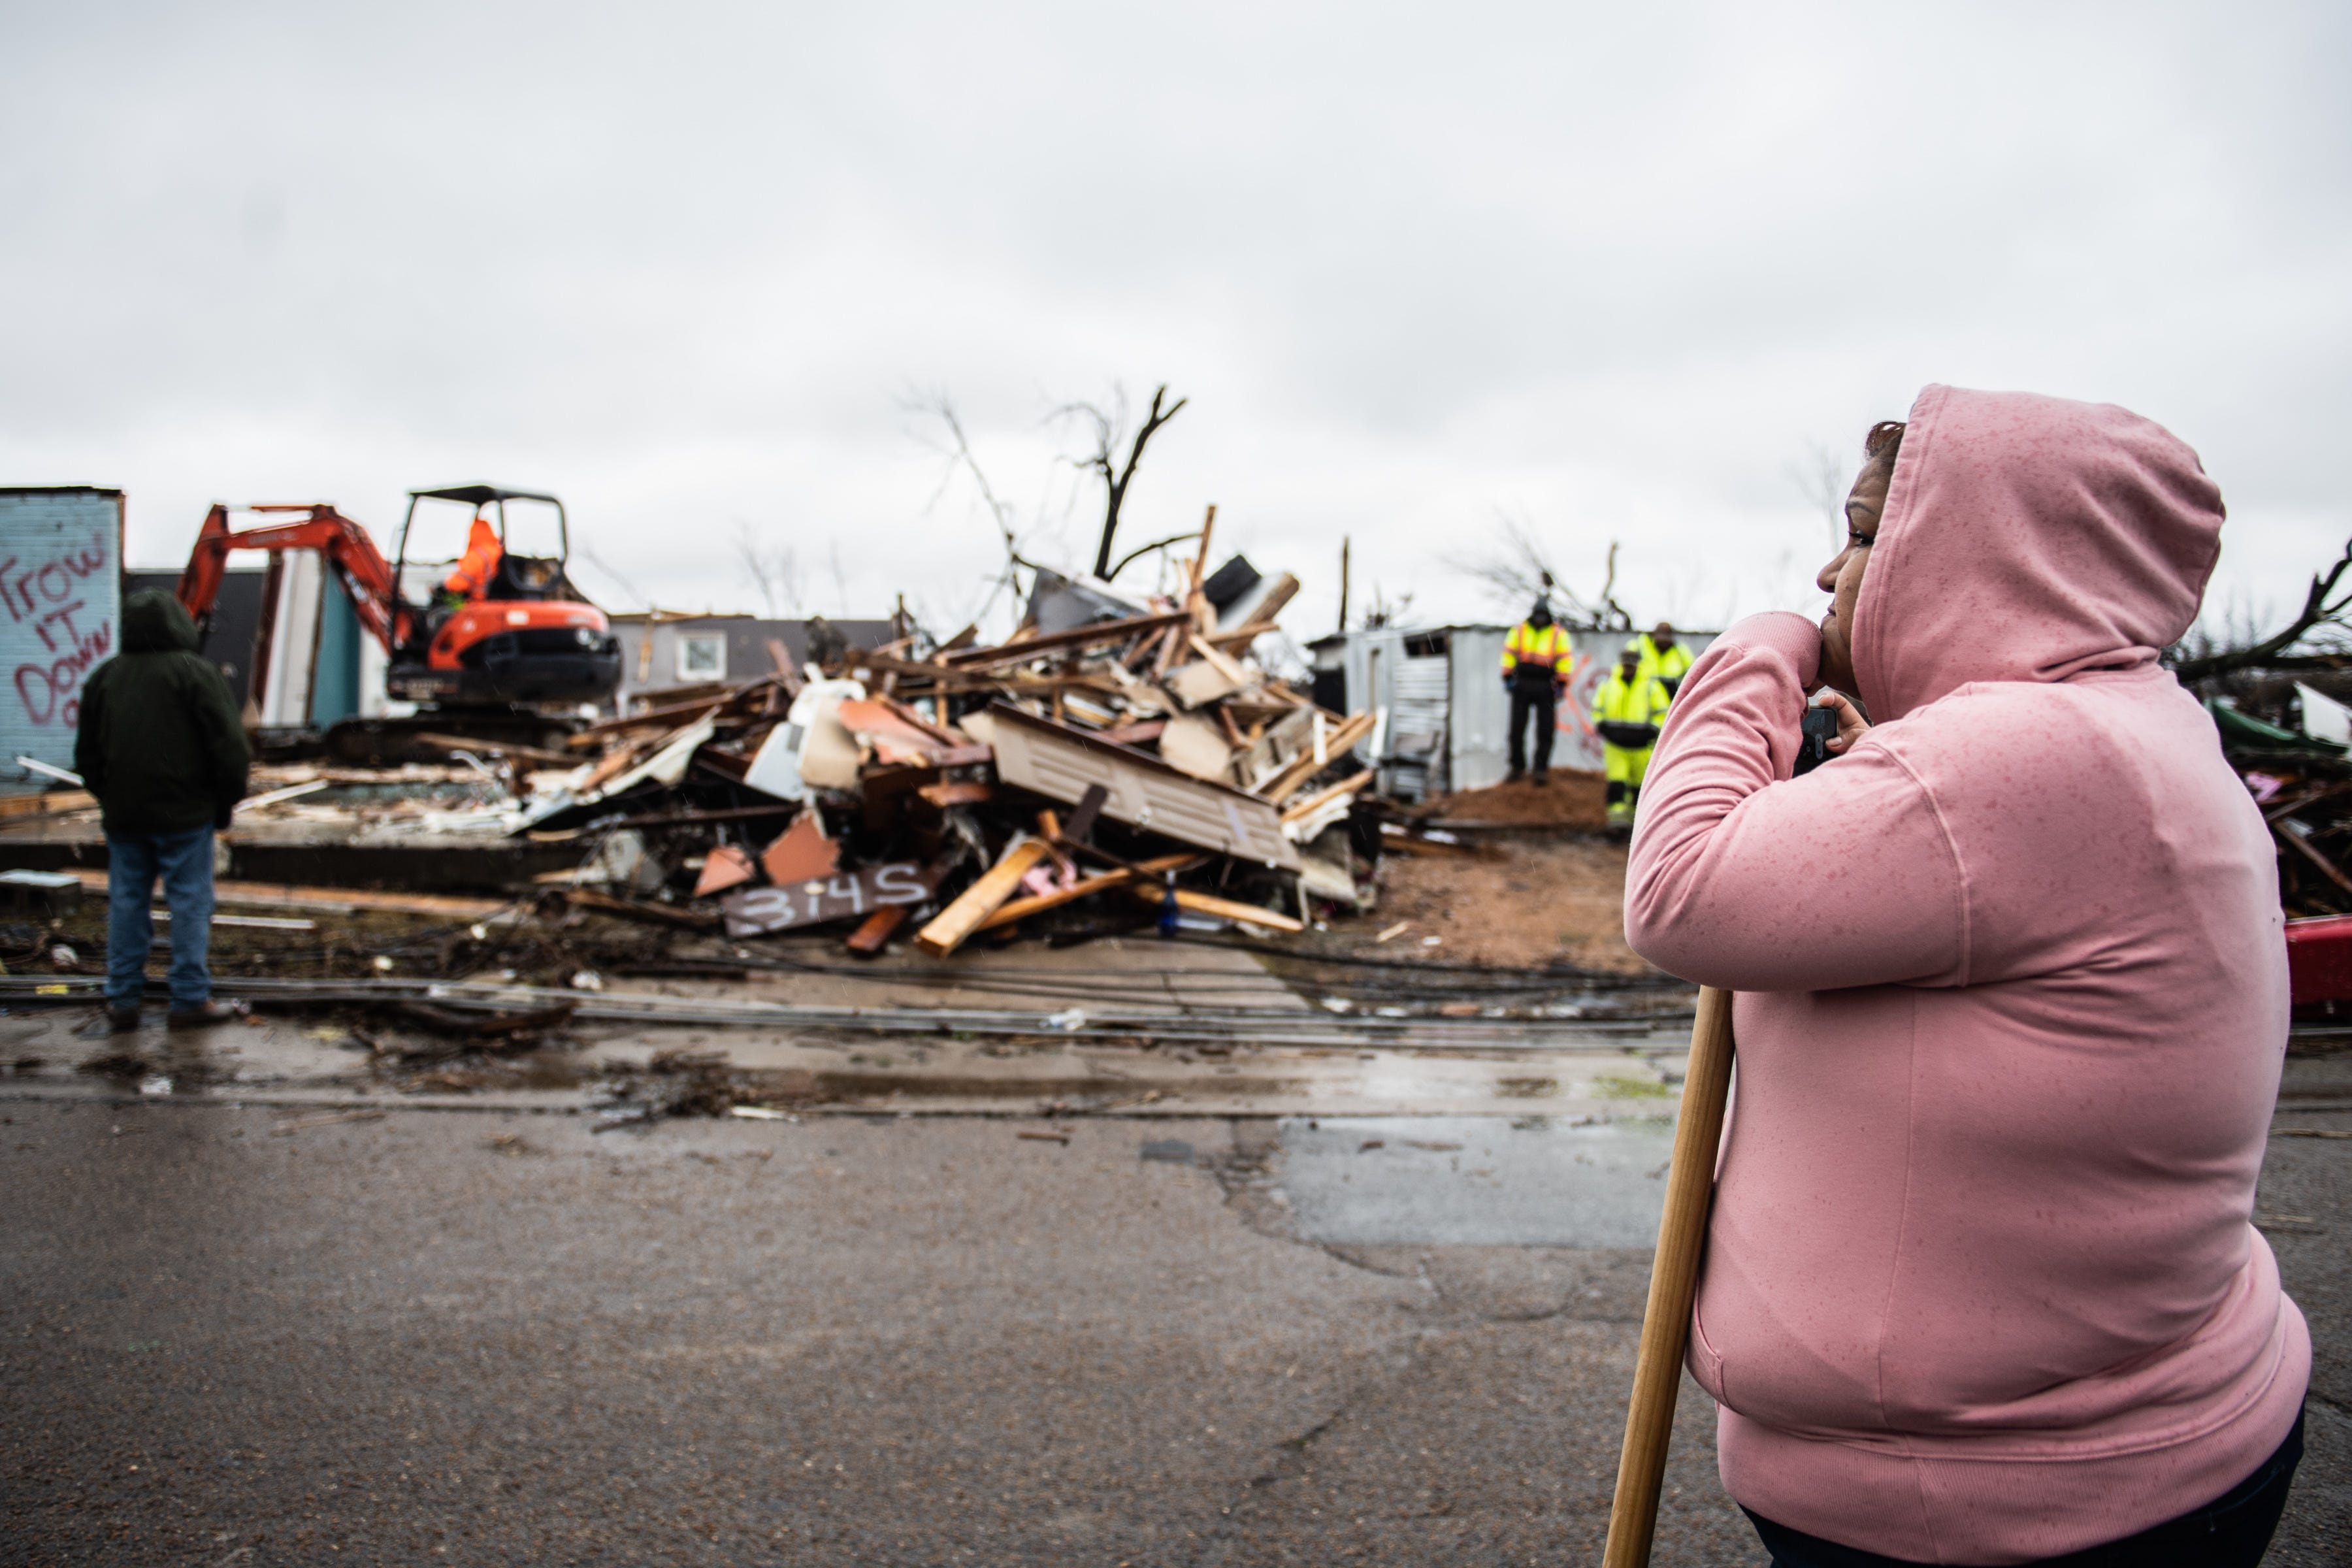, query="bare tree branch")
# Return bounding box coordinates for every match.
[732,522,802,618]
[901,388,1028,627]
[1105,528,1205,583]
[1458,511,1631,628]
[1057,383,1188,580]
[2172,536,2352,683]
